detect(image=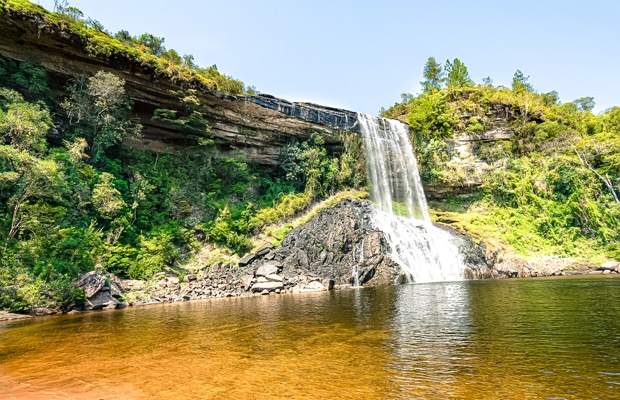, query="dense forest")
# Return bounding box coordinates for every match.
[0,0,366,312]
[1,1,618,314]
[382,57,620,266]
